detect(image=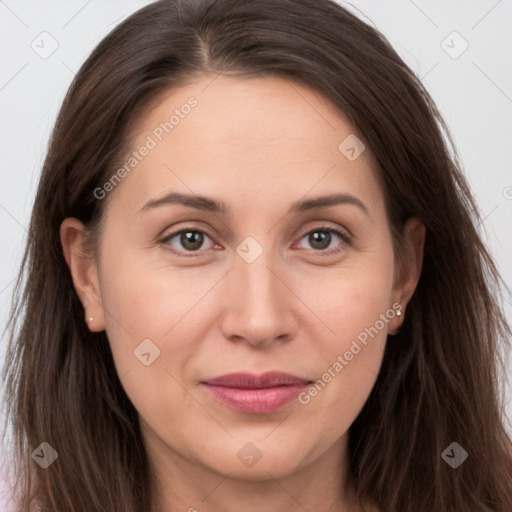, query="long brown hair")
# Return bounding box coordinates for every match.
[2,0,512,510]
